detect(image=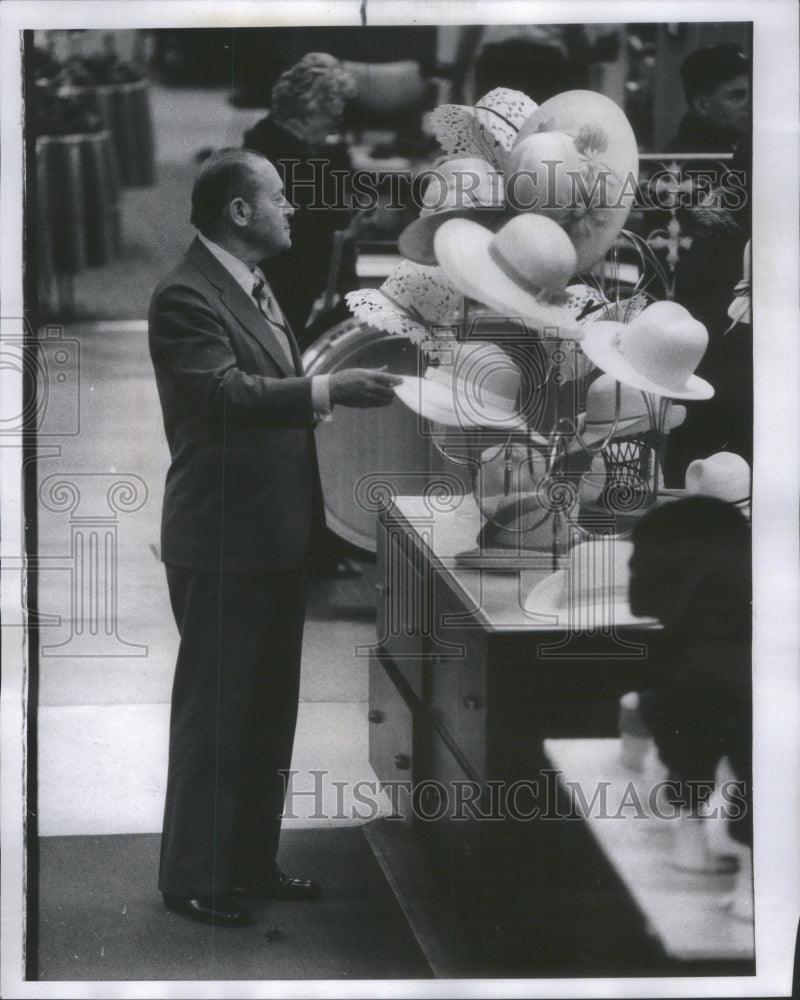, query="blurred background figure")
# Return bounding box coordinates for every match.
[629,497,752,849]
[663,44,752,484]
[447,24,621,105]
[243,53,359,341]
[665,42,750,155]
